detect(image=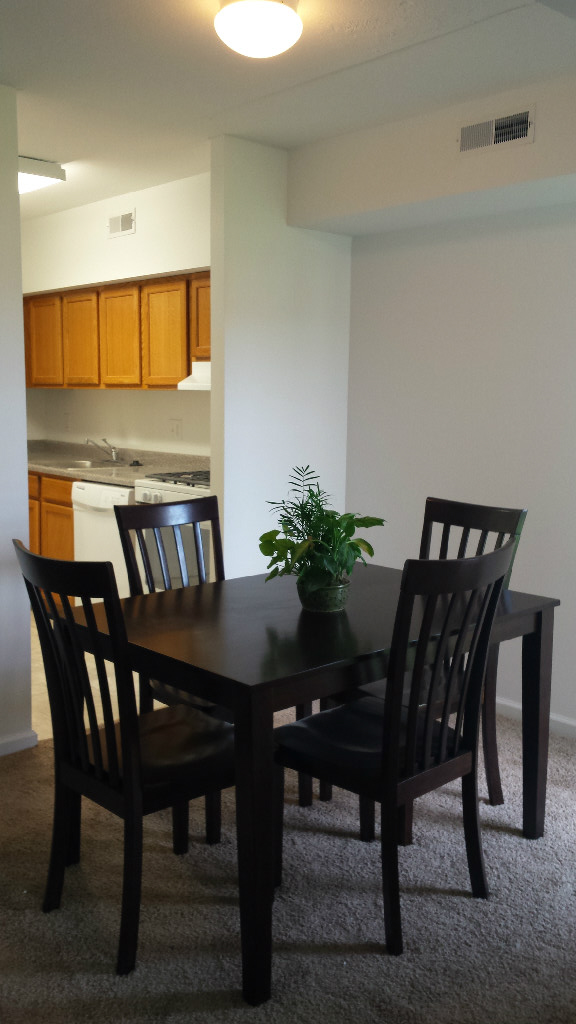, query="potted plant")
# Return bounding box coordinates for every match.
[259,466,384,612]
